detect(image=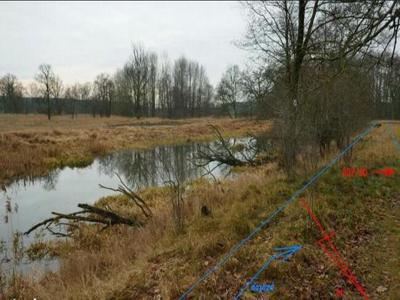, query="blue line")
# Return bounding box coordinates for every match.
[233,255,276,300]
[178,123,378,300]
